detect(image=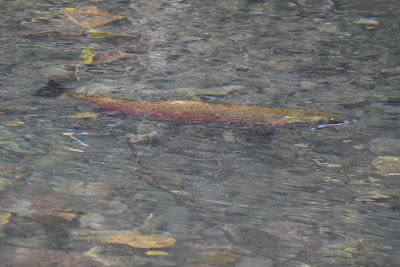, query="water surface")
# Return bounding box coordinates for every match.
[0,0,399,266]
